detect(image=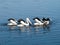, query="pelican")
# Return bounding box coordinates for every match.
[33,17,49,26]
[33,17,44,26]
[7,18,17,26]
[17,18,32,27]
[42,18,50,25]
